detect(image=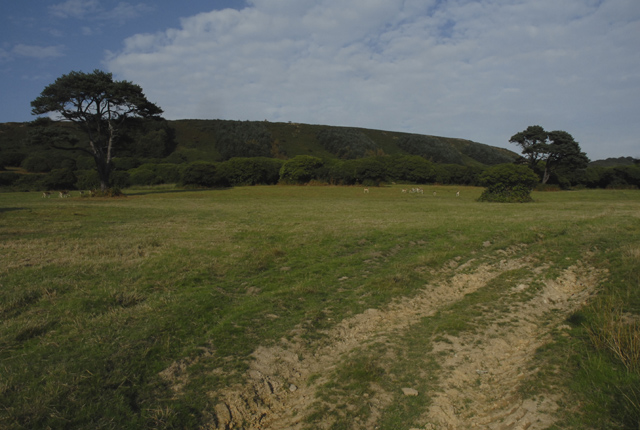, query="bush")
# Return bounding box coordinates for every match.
[75,170,100,190]
[129,165,162,186]
[217,157,283,186]
[21,155,51,173]
[110,171,131,189]
[0,172,21,187]
[181,162,218,188]
[279,156,324,184]
[12,174,44,191]
[478,164,538,202]
[42,168,77,190]
[0,151,27,168]
[353,157,386,186]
